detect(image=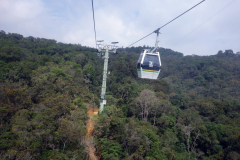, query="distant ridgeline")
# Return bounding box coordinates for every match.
[0,31,240,160]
